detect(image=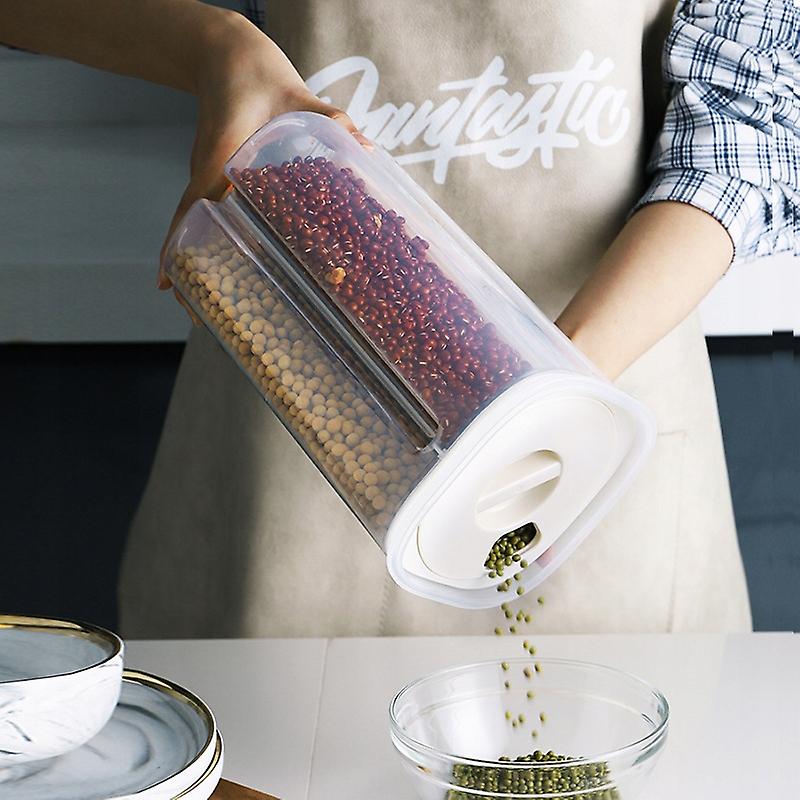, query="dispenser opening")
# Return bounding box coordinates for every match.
[484,522,541,577]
